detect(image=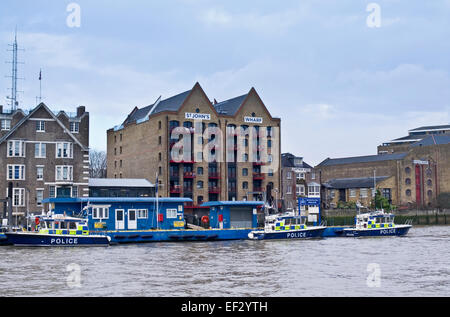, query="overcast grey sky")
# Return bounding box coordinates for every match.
[1,0,449,165]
